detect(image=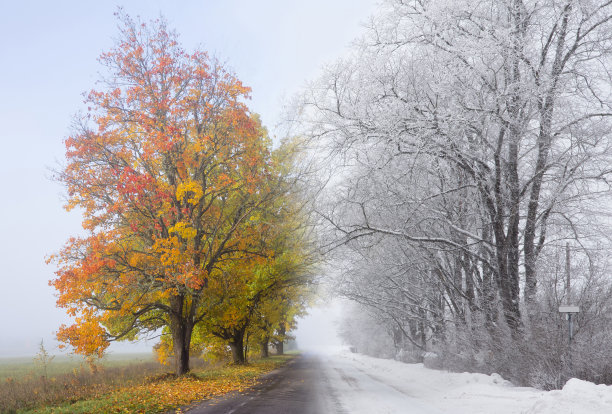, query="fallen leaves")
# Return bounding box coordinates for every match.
[26,355,292,414]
